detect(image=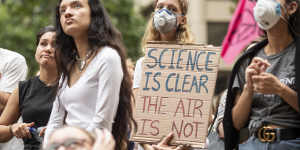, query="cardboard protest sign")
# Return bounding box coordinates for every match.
[131,42,220,148]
